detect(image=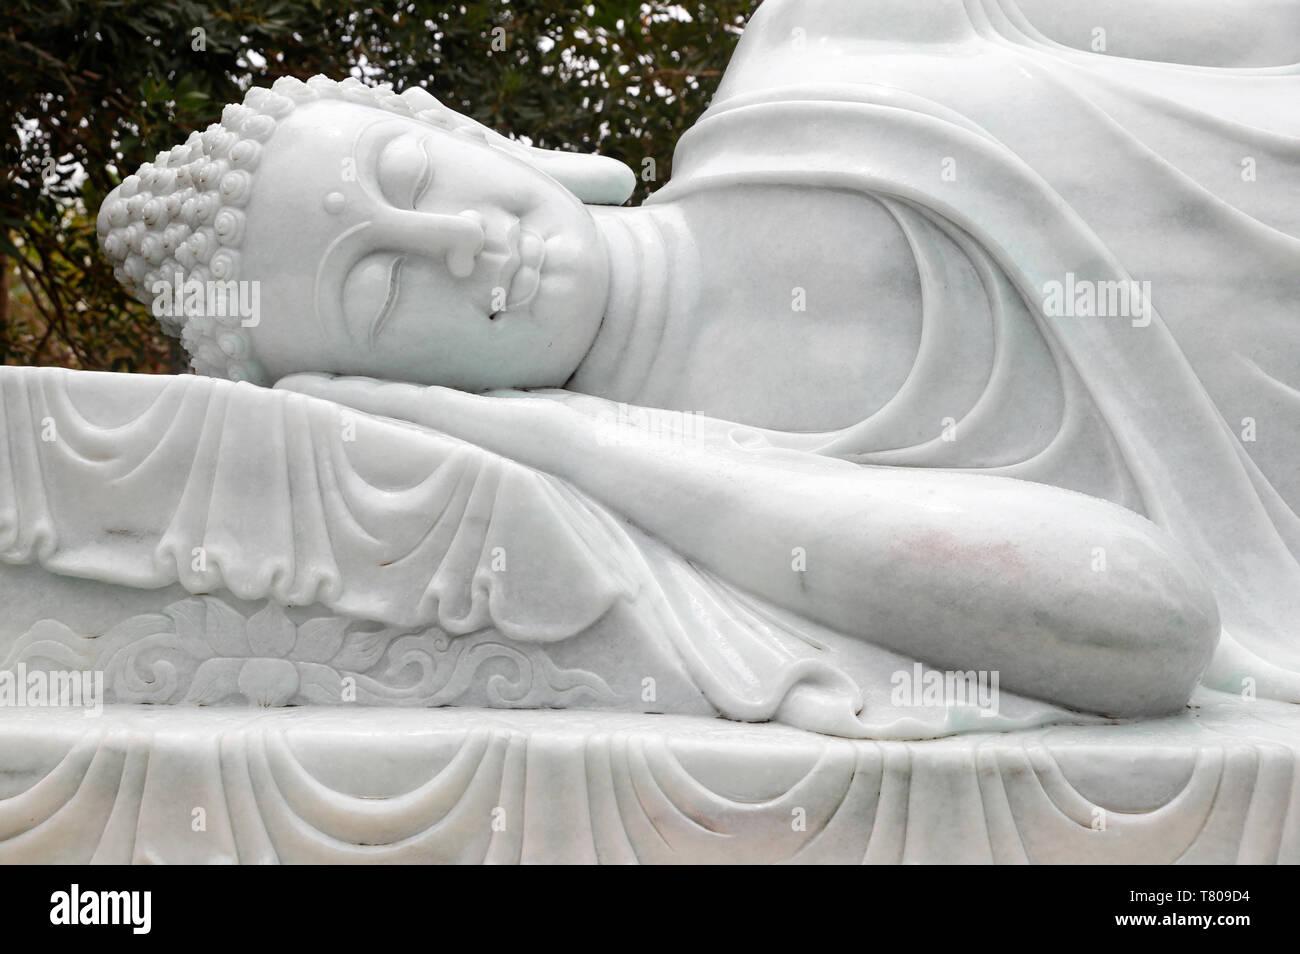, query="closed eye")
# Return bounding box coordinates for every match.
[370,255,405,345]
[375,132,437,210]
[409,137,435,208]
